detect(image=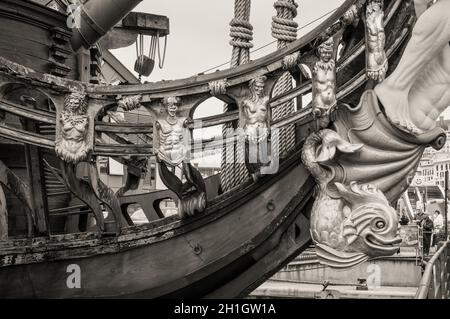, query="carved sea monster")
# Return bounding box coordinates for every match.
[302,129,402,268]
